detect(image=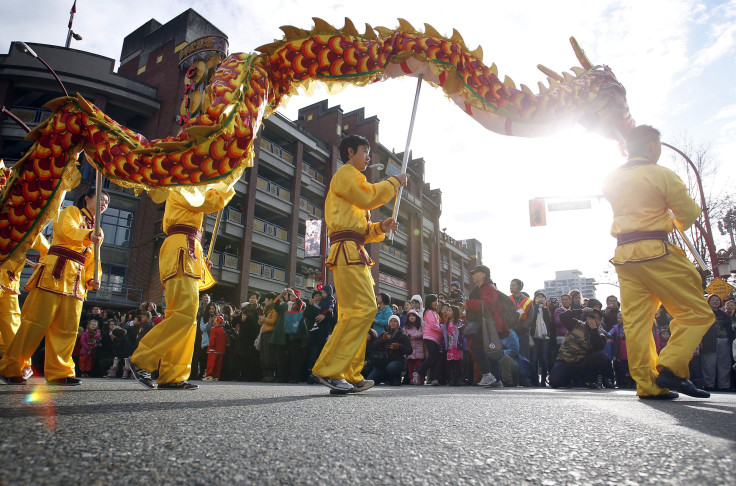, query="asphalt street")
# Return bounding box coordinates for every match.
[1,378,734,485]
